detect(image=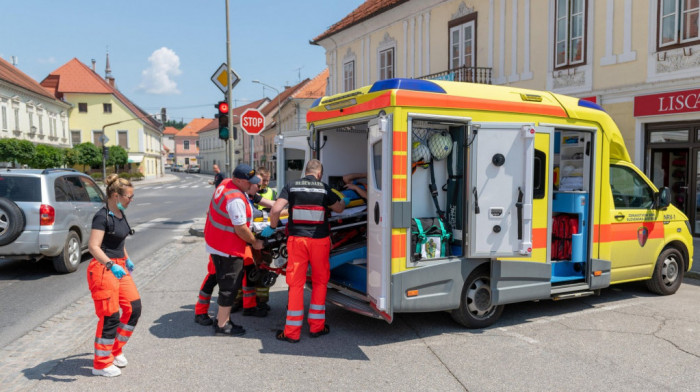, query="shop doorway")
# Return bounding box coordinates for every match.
[649,148,689,214]
[645,121,700,235]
